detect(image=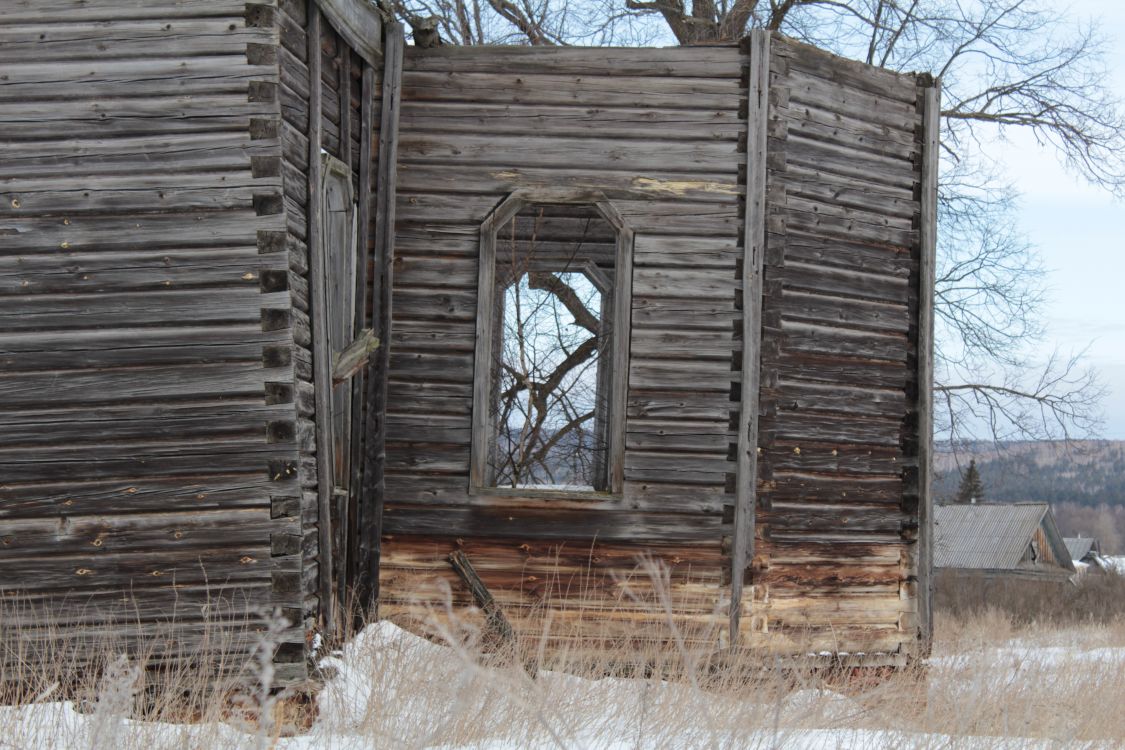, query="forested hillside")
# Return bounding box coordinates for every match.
[935,441,1125,505]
